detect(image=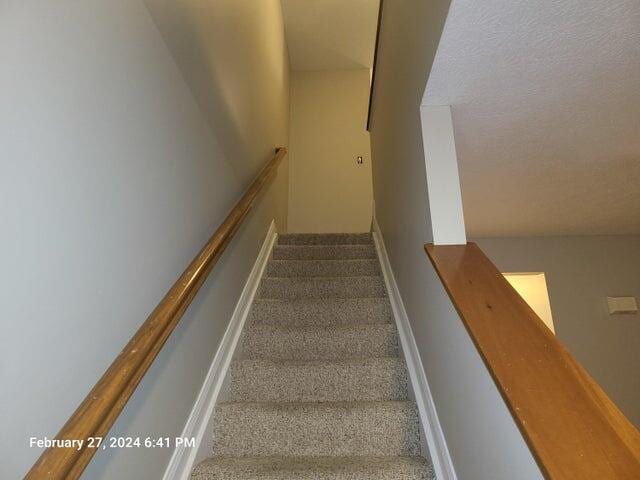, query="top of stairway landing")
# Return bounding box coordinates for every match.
[277,232,373,245]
